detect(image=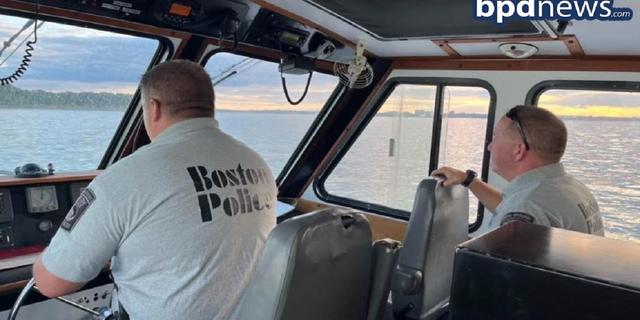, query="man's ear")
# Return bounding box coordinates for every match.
[149,99,162,122]
[513,143,527,161]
